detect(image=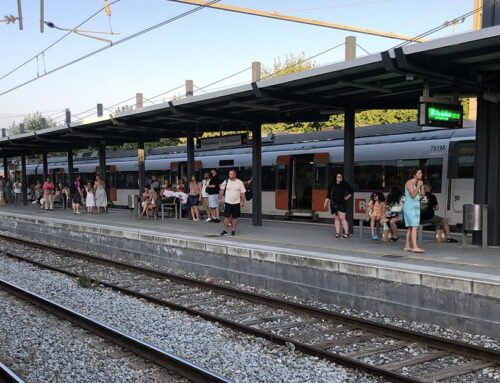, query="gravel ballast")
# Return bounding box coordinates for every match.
[0,290,185,383]
[0,255,384,383]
